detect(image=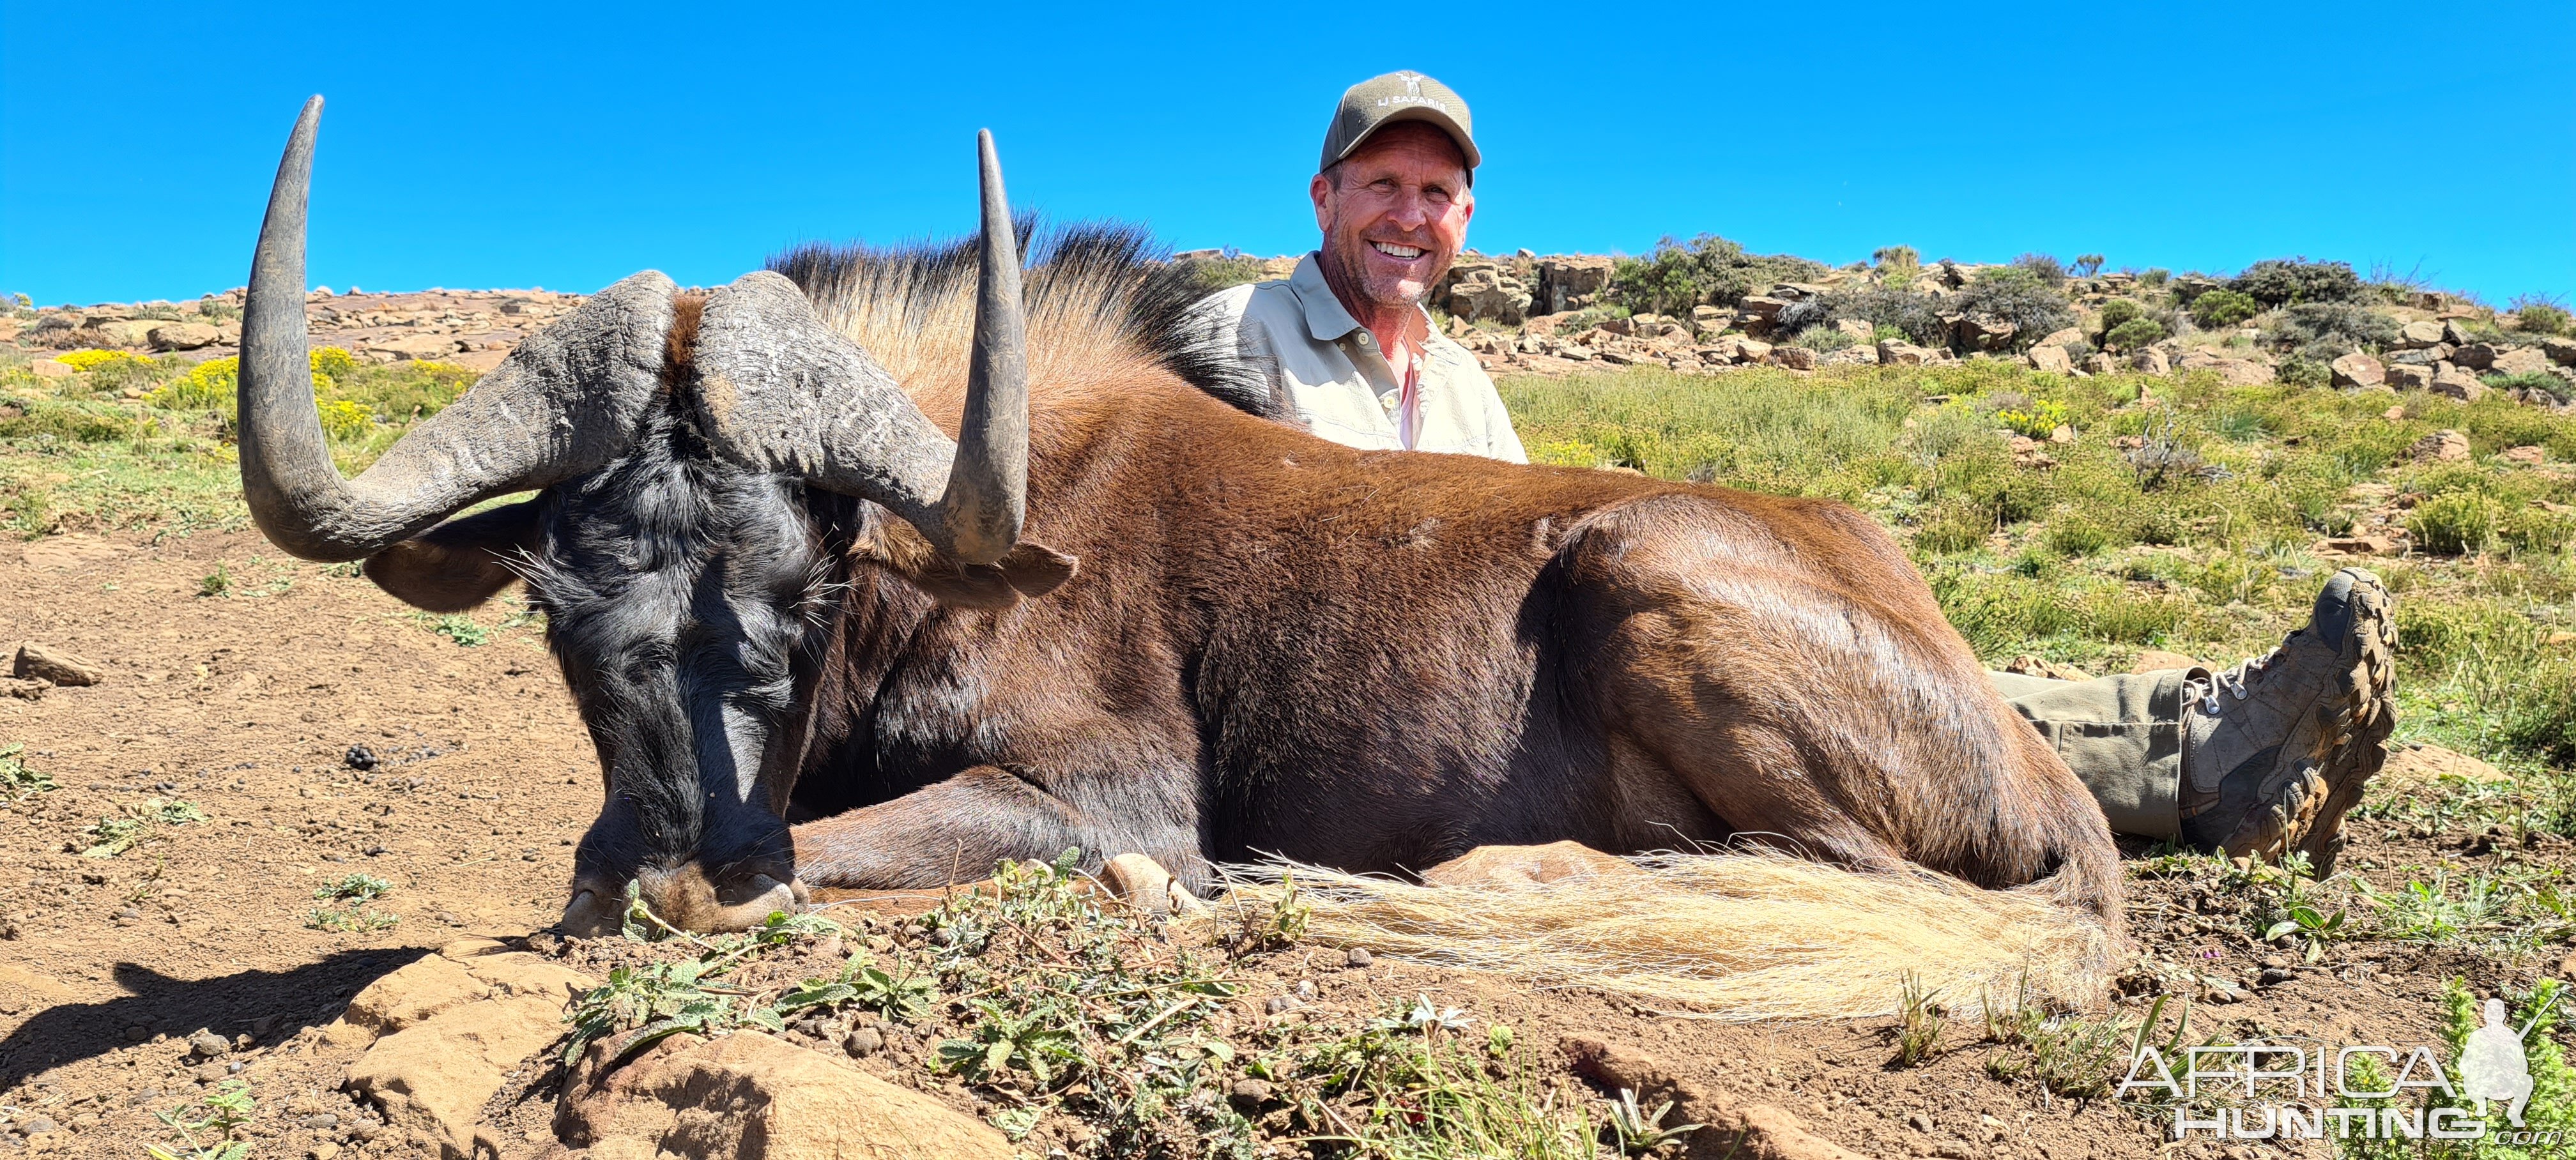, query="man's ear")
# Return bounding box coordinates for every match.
[363,499,543,613]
